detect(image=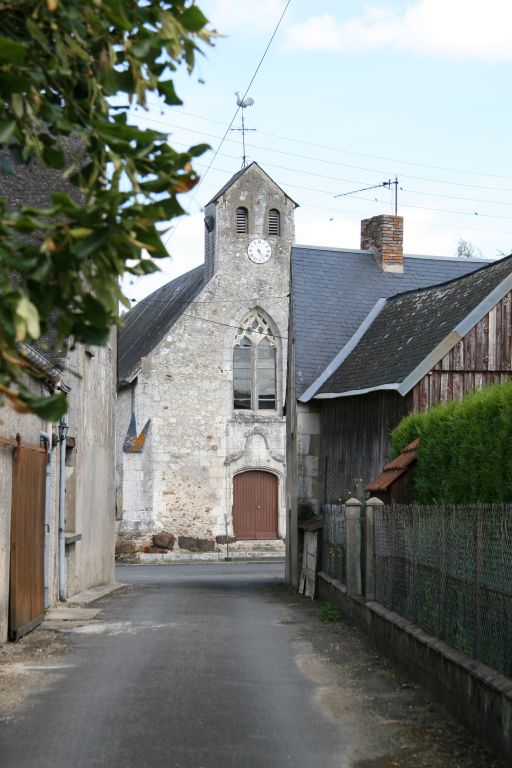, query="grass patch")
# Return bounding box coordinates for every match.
[320,602,341,623]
